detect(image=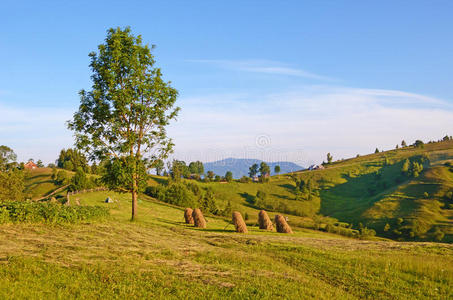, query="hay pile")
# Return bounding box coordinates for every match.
[275,215,293,233]
[232,211,248,233]
[184,208,194,224]
[192,208,206,228]
[258,210,273,230]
